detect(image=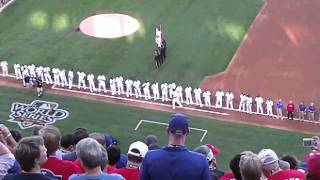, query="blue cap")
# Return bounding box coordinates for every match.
[168,113,189,134]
